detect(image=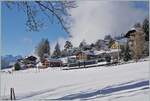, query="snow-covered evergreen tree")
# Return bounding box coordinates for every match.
[52,42,61,58]
[64,41,73,50]
[35,39,50,61]
[79,40,90,50]
[142,18,149,41]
